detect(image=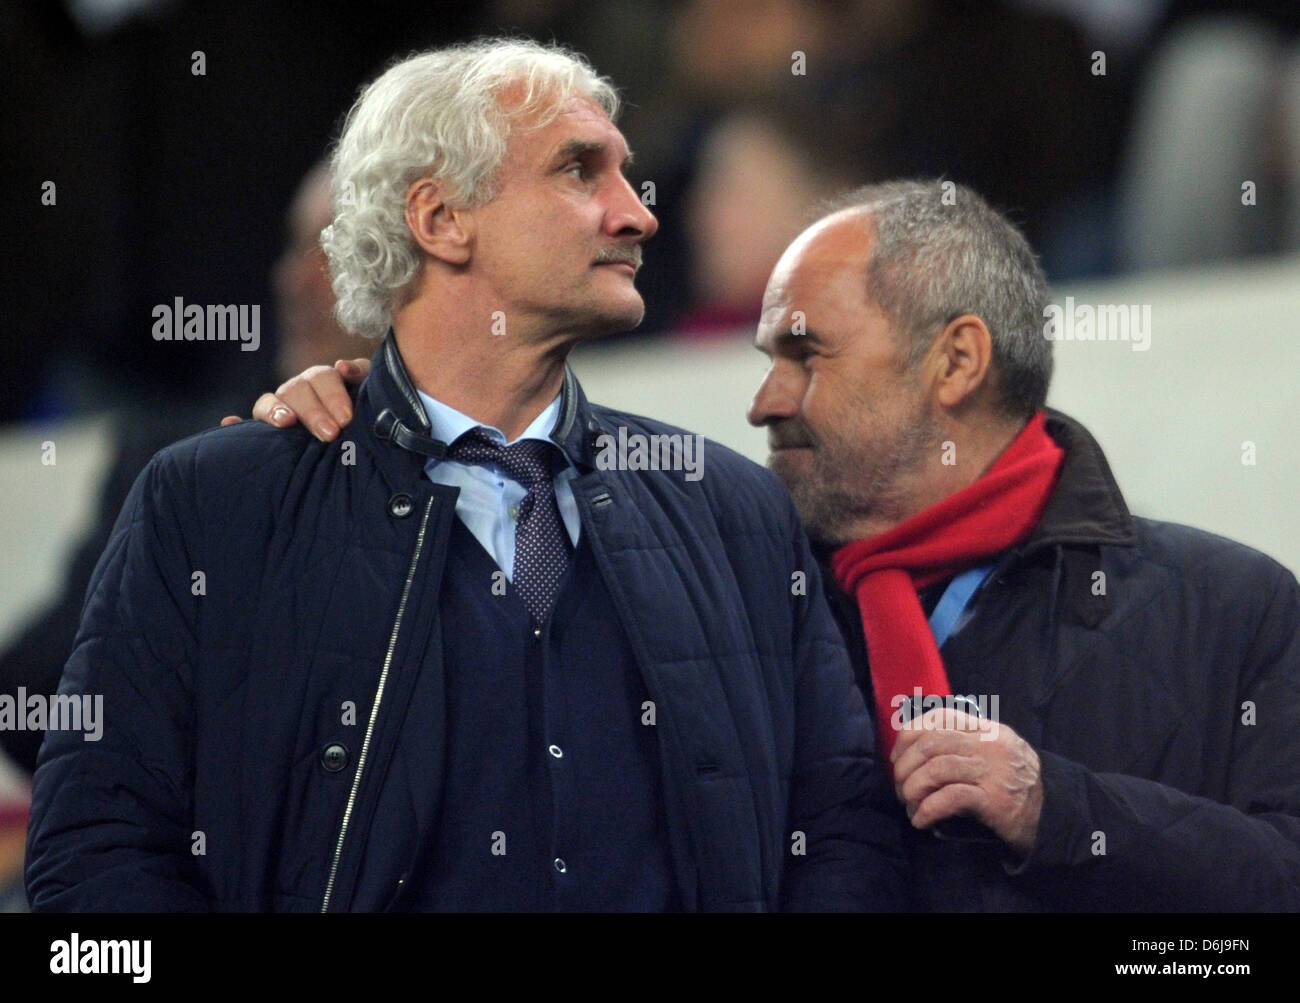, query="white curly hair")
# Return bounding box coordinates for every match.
[321,38,620,339]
